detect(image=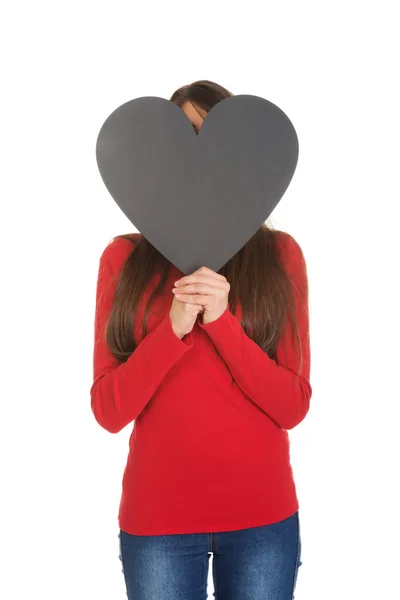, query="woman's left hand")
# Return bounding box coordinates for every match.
[172,266,230,325]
